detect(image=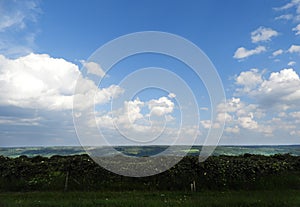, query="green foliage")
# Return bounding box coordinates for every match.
[0,154,299,191]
